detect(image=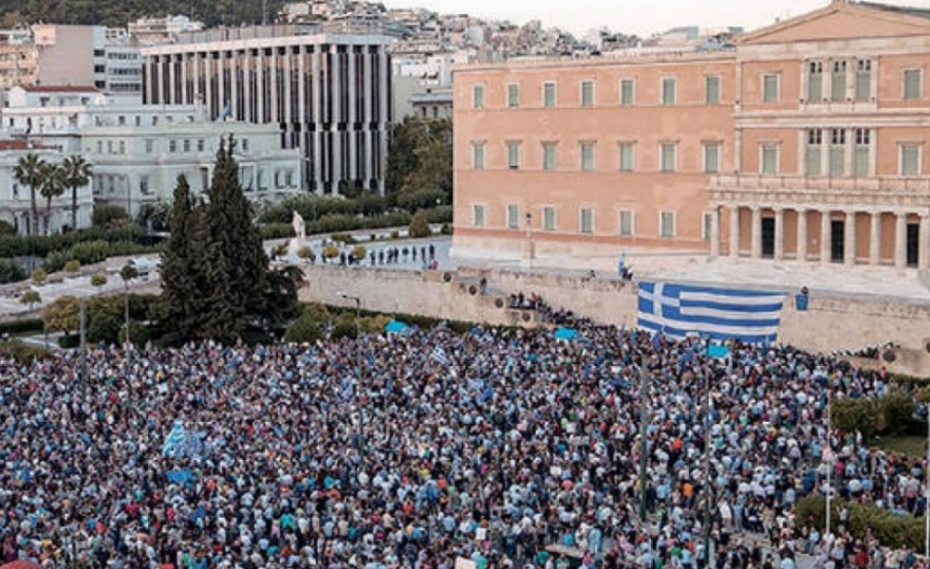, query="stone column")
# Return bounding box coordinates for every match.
[920,213,930,270]
[751,206,762,258]
[710,206,721,257]
[797,208,808,262]
[729,205,740,258]
[774,207,785,261]
[844,210,857,266]
[869,211,881,265]
[820,210,831,264]
[895,212,908,269]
